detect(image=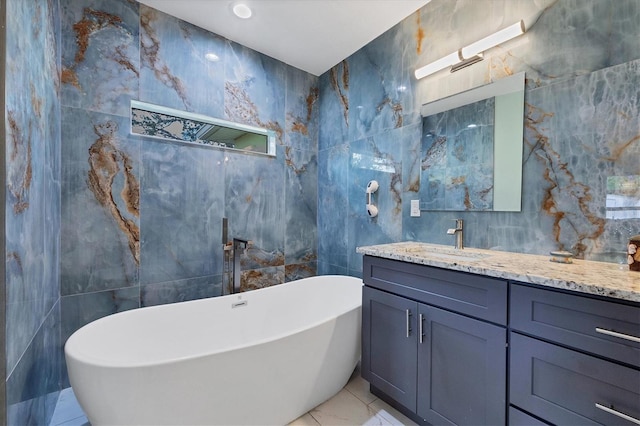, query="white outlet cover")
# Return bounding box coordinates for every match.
[410,199,420,217]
